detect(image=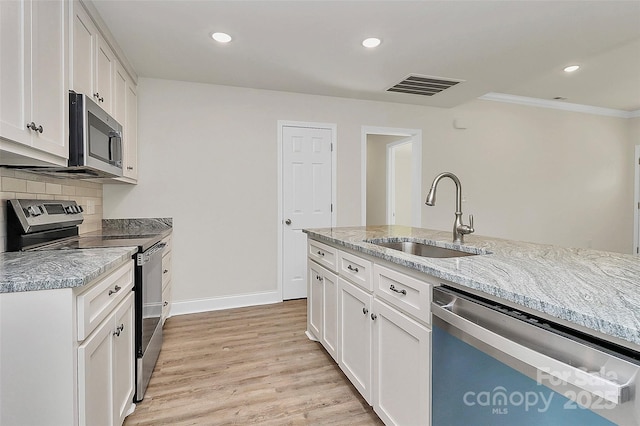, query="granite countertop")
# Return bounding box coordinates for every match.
[0,218,173,294]
[304,225,640,350]
[0,247,138,293]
